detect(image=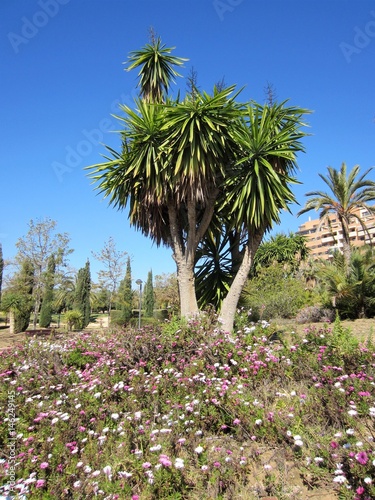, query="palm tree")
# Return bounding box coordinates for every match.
[317,246,375,319]
[297,163,375,267]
